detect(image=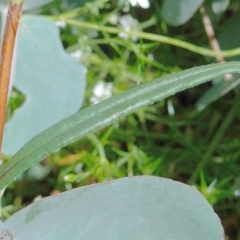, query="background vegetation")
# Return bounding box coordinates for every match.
[2,0,240,239]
